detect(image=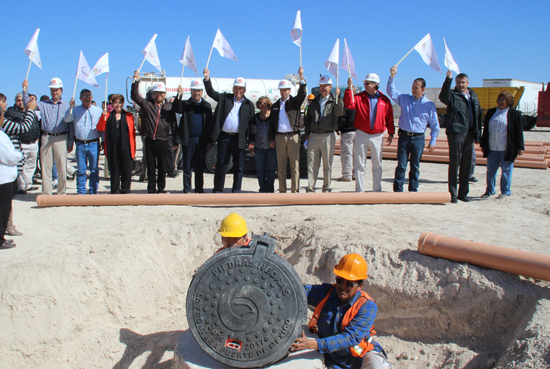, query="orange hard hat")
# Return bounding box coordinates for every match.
[307,93,315,100]
[334,253,368,281]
